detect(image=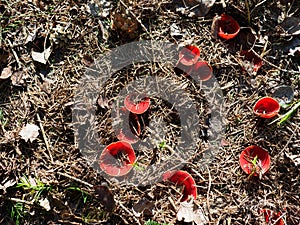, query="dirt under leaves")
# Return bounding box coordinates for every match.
[0,0,299,224]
